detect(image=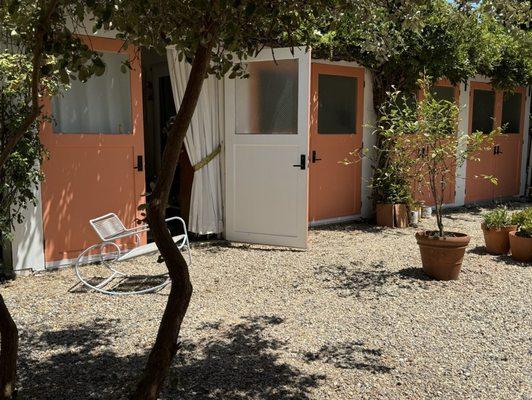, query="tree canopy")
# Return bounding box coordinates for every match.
[314,0,531,107]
